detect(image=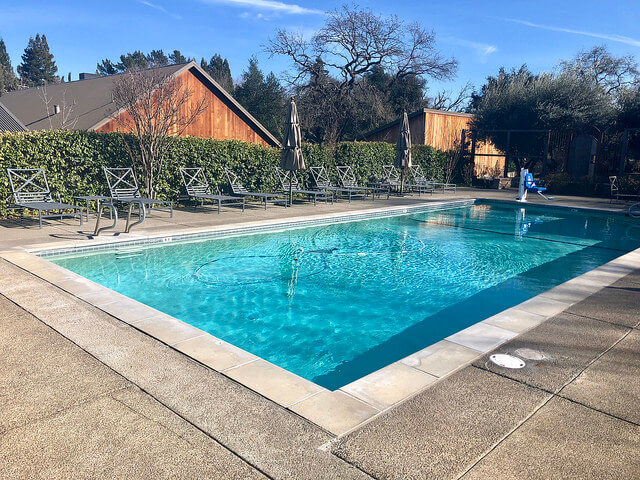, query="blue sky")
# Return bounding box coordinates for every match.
[1,0,638,96]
